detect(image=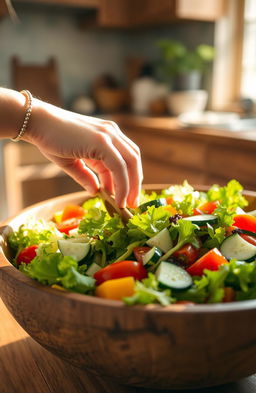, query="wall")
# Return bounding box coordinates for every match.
[0,5,214,106]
